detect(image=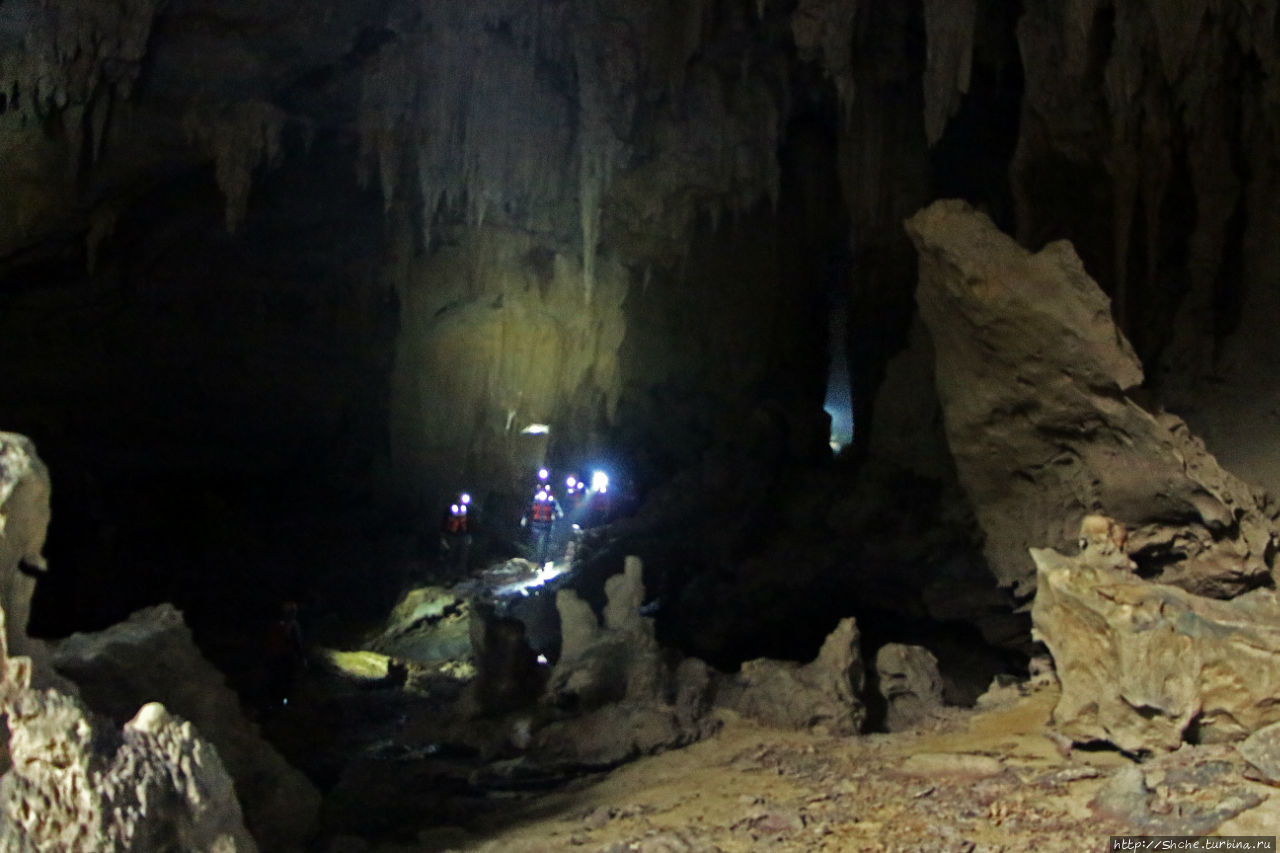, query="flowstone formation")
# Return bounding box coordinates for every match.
[906,199,1279,602]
